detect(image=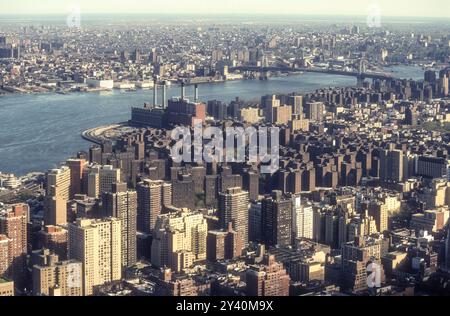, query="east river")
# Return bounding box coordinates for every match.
[0,65,425,175]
